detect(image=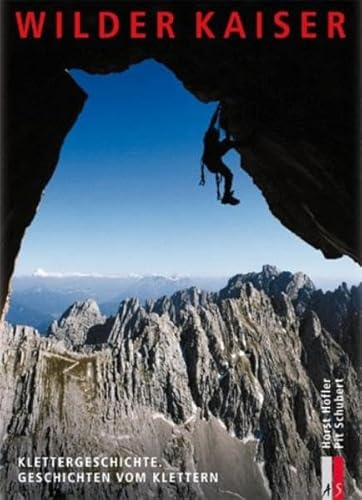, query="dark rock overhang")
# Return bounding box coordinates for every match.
[1,1,360,314]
